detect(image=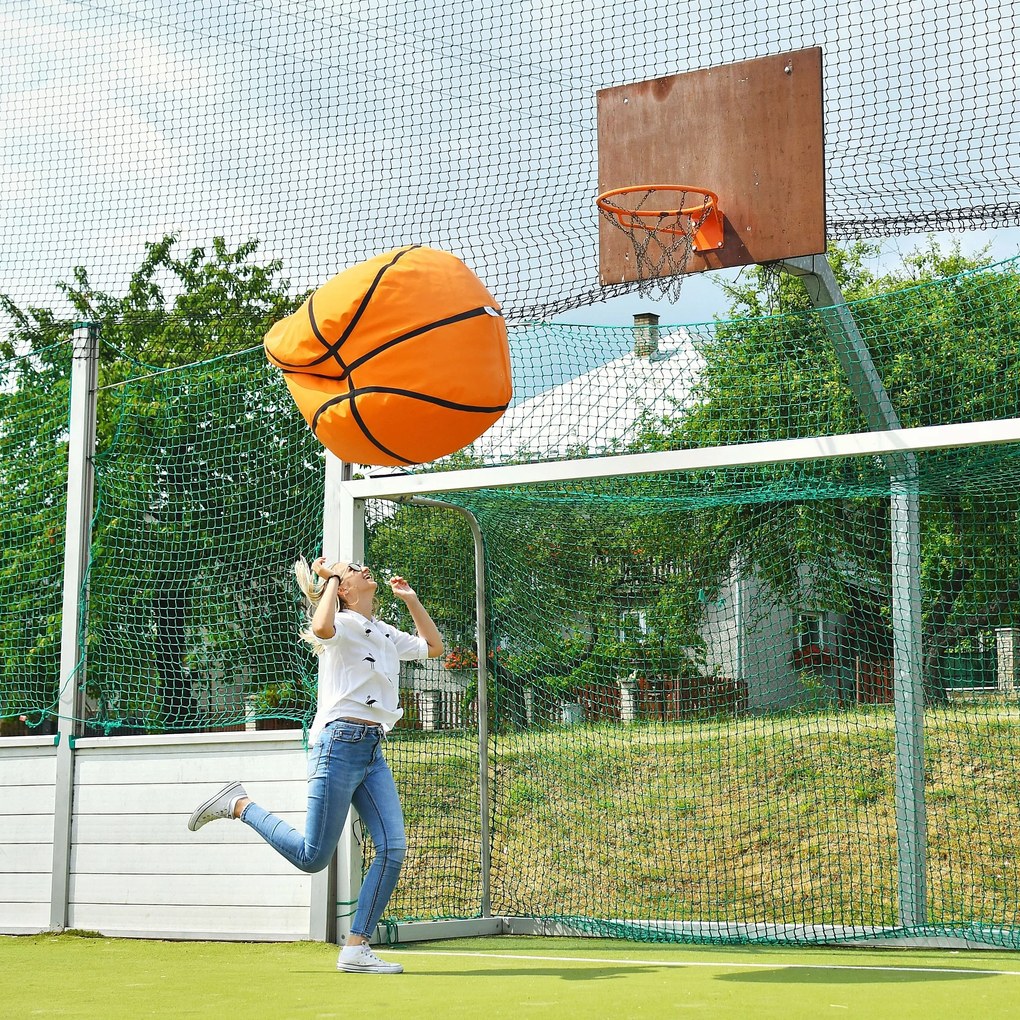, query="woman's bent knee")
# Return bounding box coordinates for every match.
[295,850,335,874]
[376,845,406,872]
